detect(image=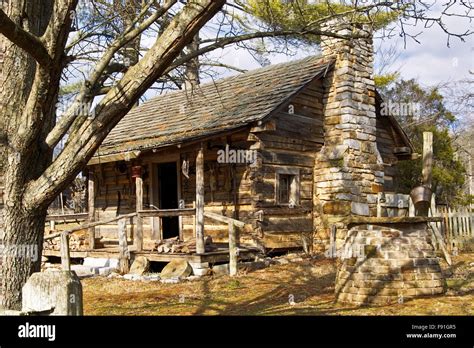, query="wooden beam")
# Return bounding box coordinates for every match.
[416,132,434,217]
[138,208,196,217]
[151,216,161,241]
[44,212,137,240]
[118,218,130,274]
[42,247,259,264]
[135,170,144,252]
[348,216,443,225]
[408,197,415,217]
[422,132,433,188]
[177,159,184,241]
[393,146,411,154]
[429,194,452,265]
[250,119,276,133]
[87,151,141,165]
[228,223,238,276]
[203,211,245,228]
[46,213,88,222]
[195,143,205,254]
[88,170,96,250]
[60,232,71,271]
